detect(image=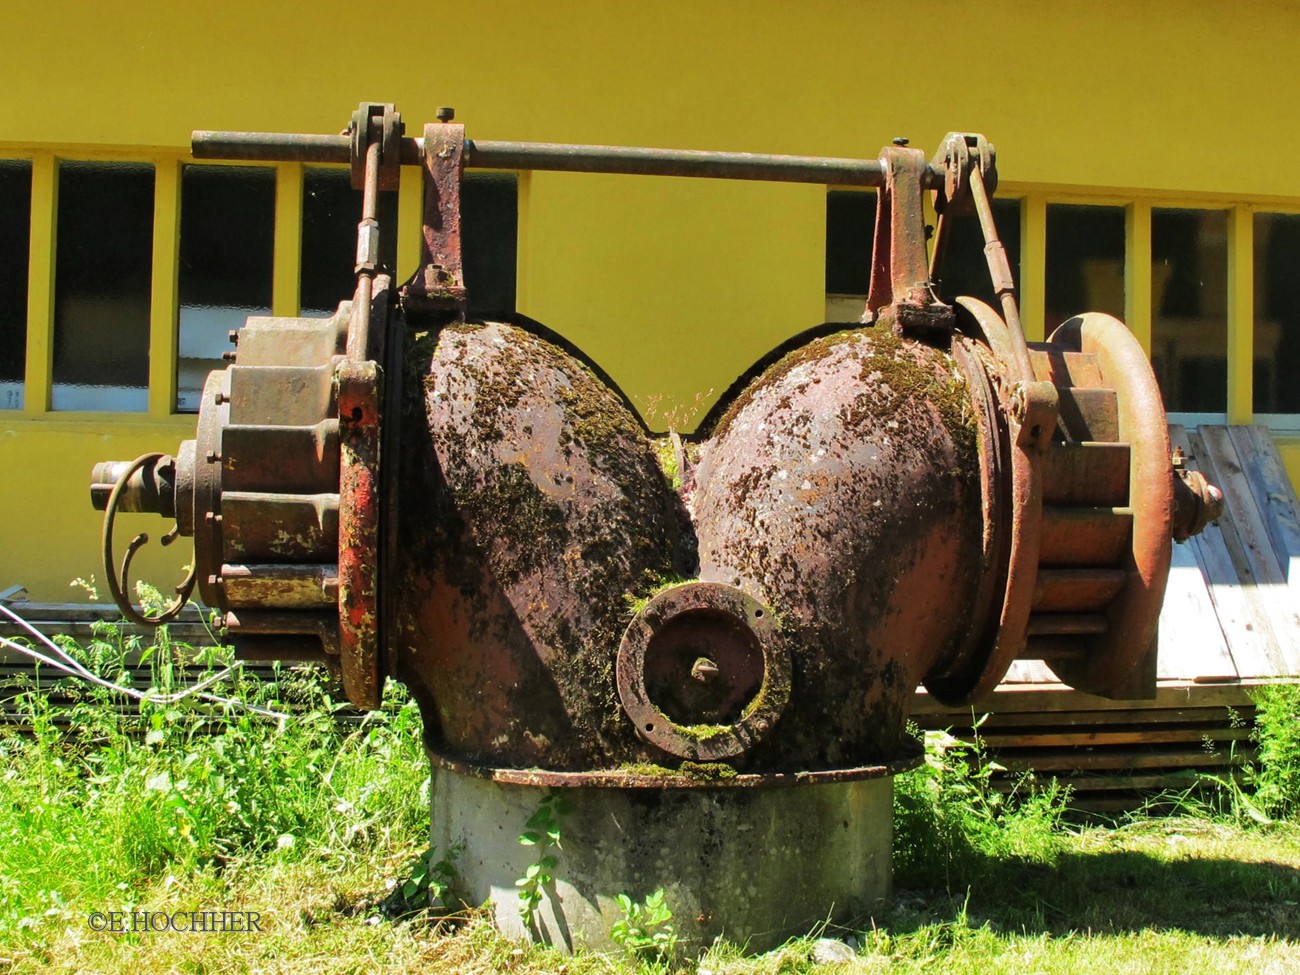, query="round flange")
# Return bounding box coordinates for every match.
[616,582,789,761]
